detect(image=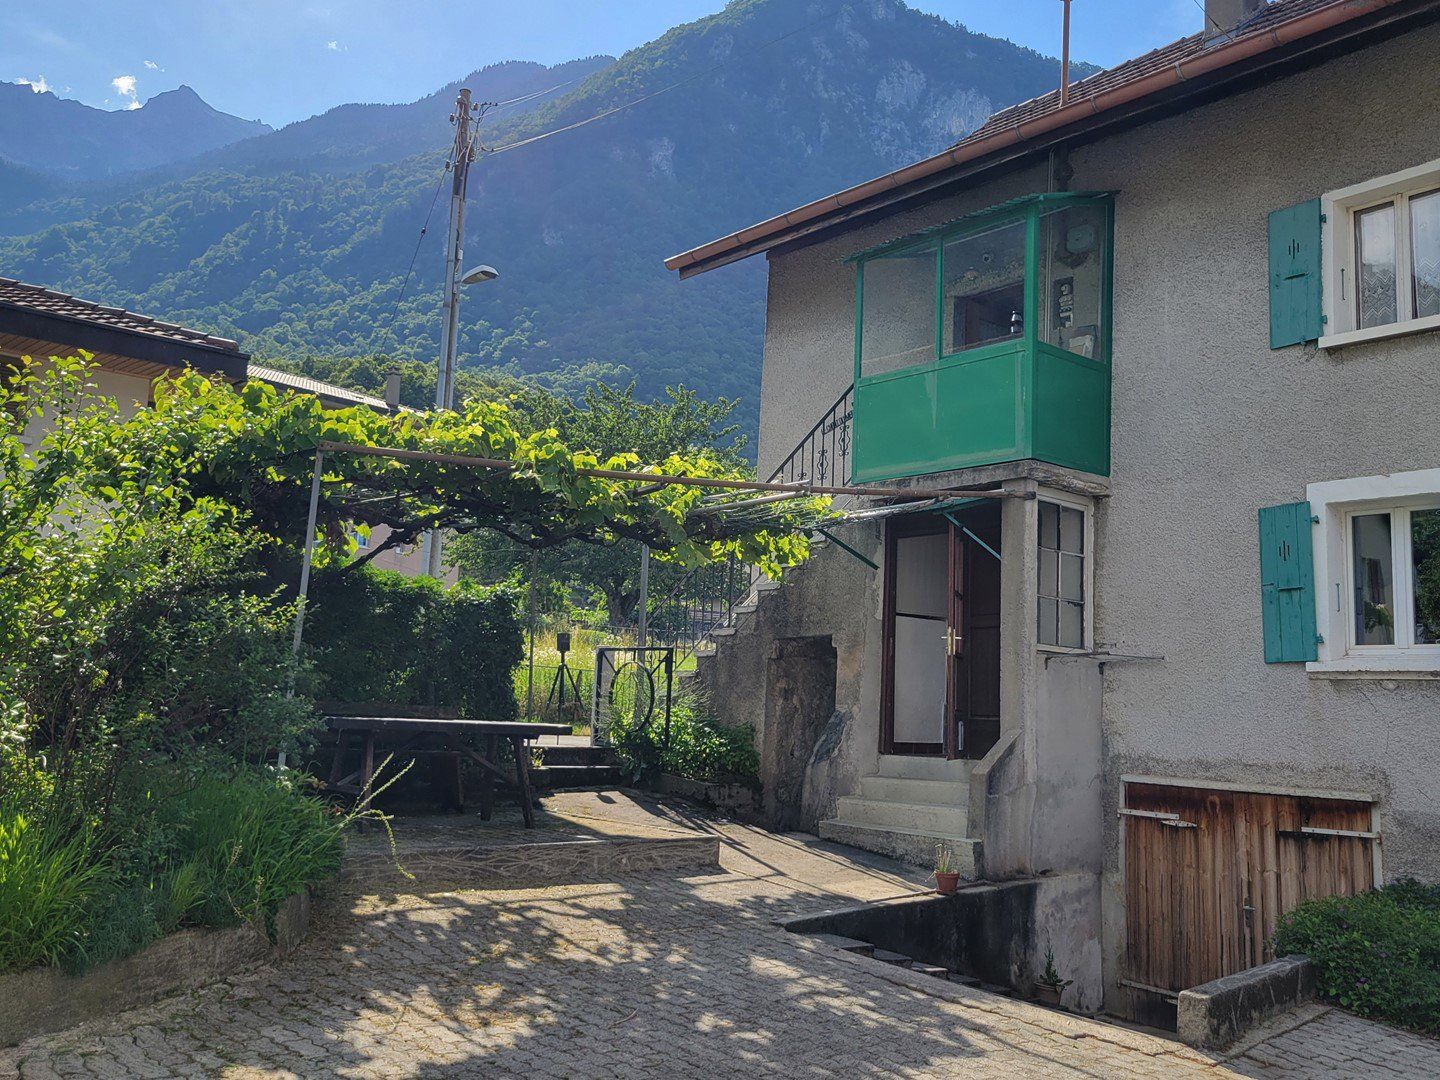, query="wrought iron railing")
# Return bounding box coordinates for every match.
[765,384,854,489]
